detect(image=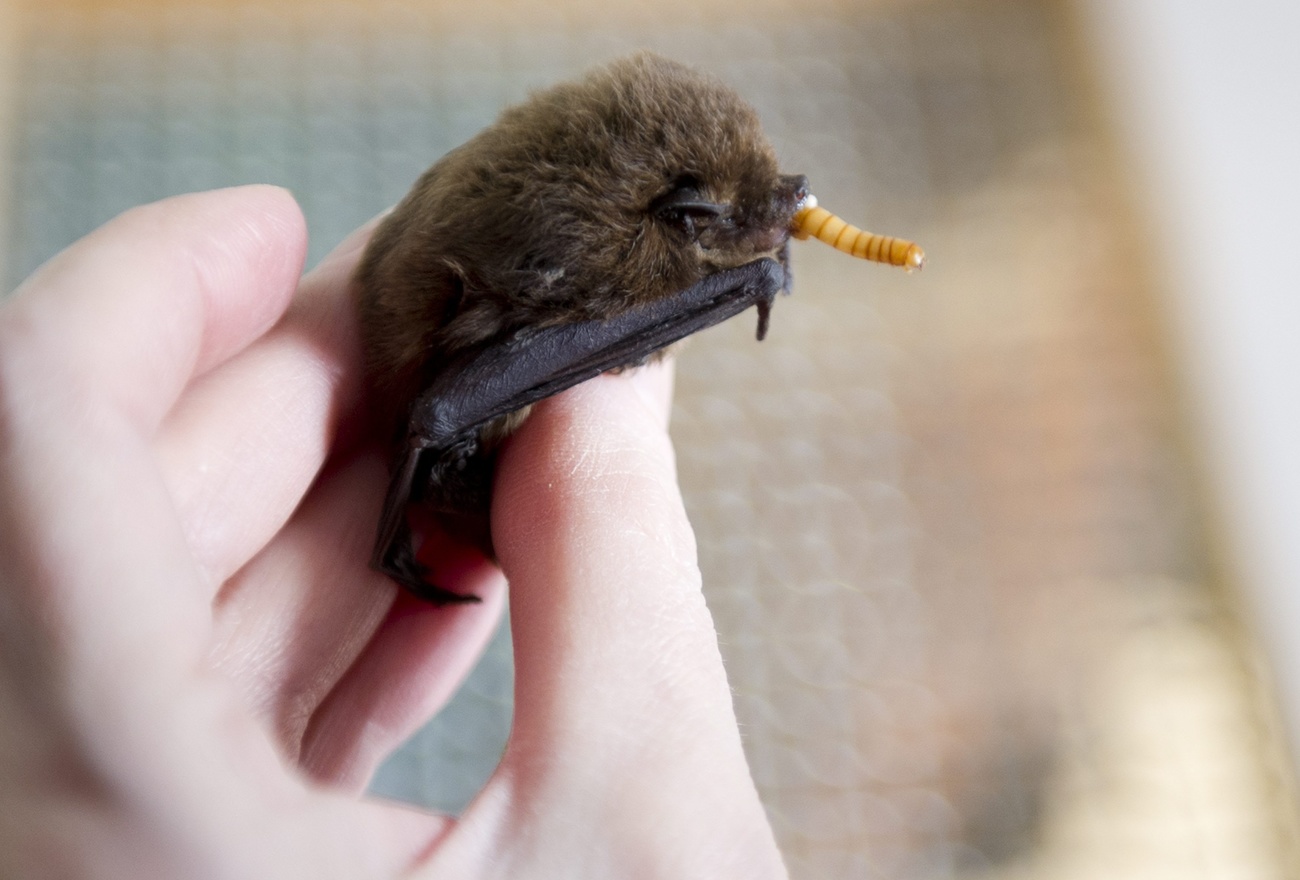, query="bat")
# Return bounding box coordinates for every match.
[354,52,922,603]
